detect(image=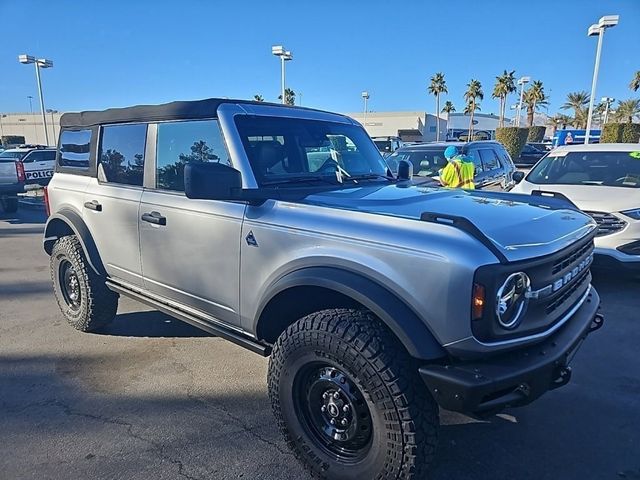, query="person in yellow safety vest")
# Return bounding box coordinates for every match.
[440,145,475,189]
